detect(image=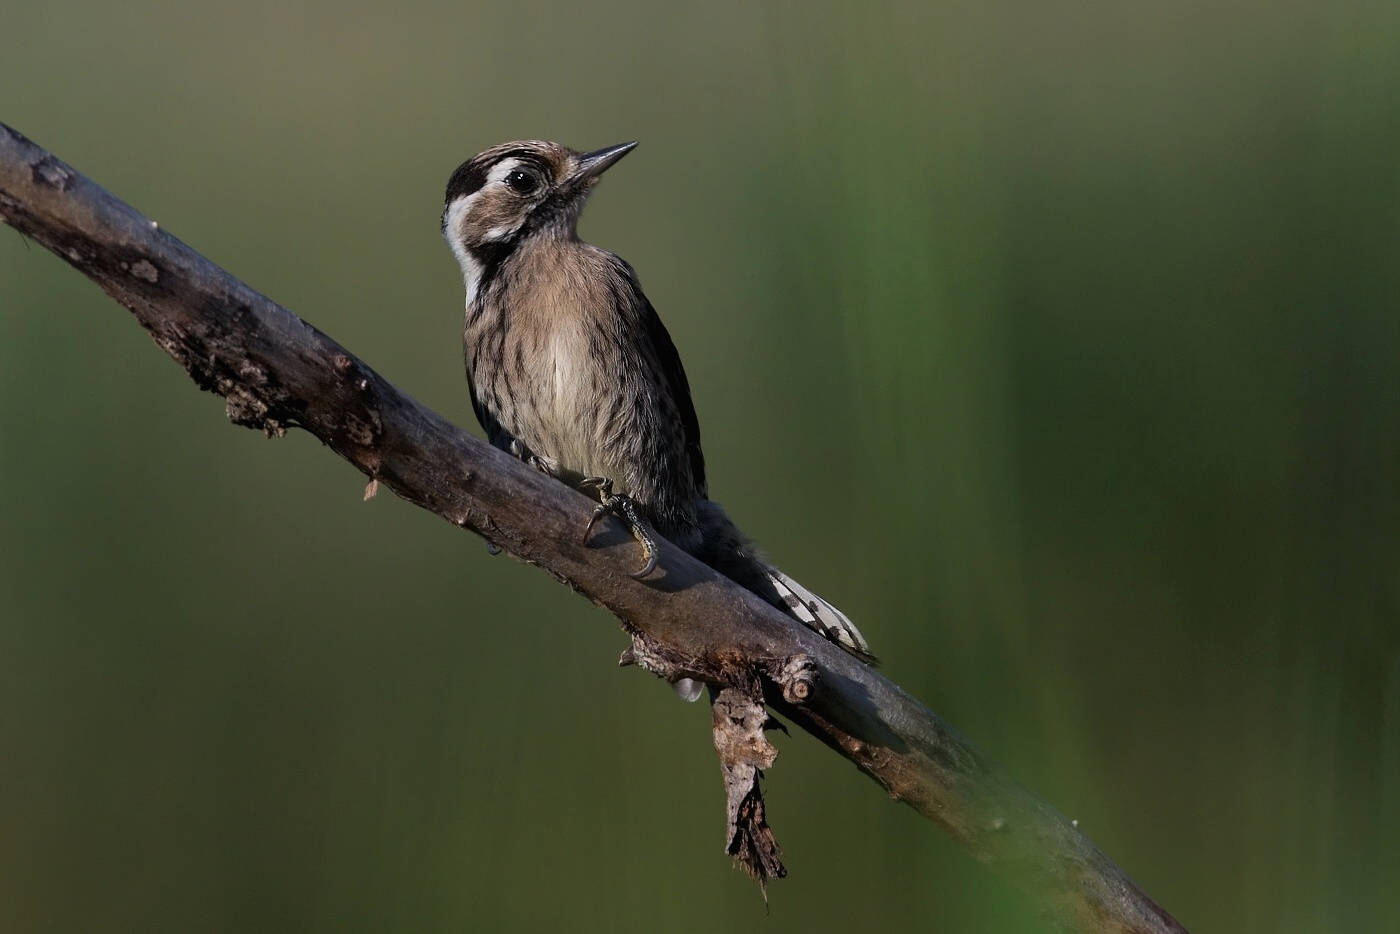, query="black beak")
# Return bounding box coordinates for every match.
[573,141,638,182]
